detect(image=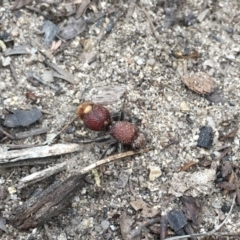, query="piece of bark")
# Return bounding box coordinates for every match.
[11,174,87,230]
[0,143,80,163]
